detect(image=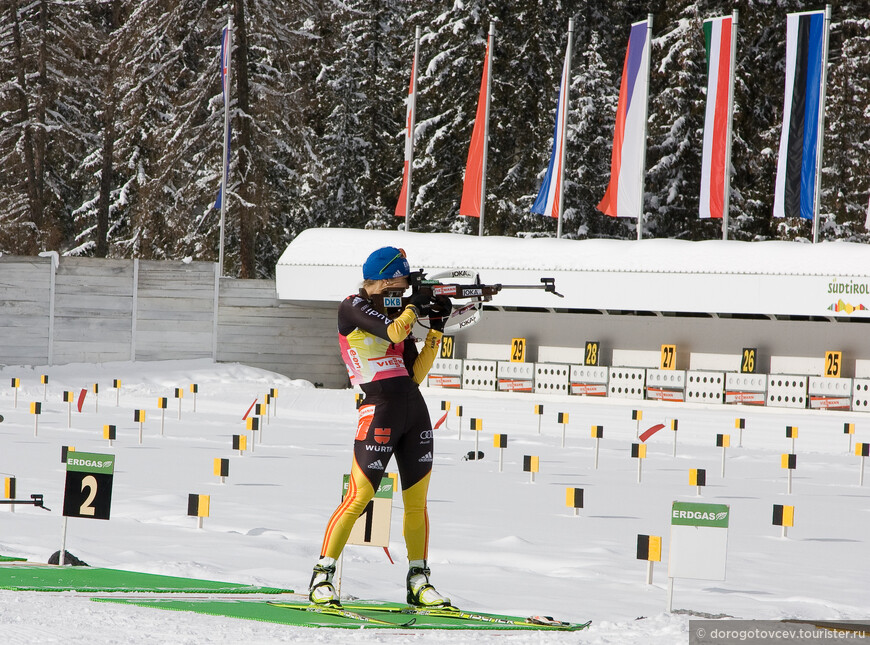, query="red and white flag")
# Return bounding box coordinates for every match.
[395,28,420,219]
[699,15,735,220]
